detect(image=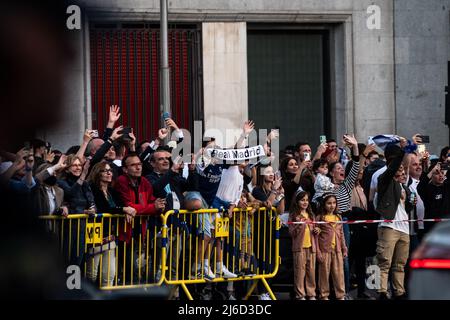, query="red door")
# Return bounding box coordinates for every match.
[90,25,202,144]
